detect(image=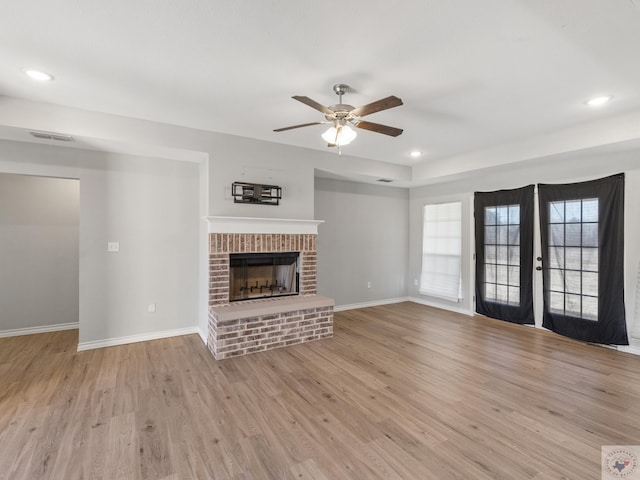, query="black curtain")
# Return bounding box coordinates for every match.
[538,173,628,345]
[474,185,535,324]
